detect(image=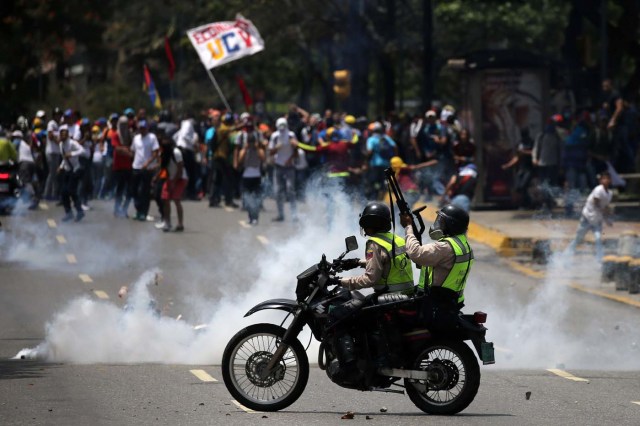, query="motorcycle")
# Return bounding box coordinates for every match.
[222,236,495,415]
[0,163,21,214]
